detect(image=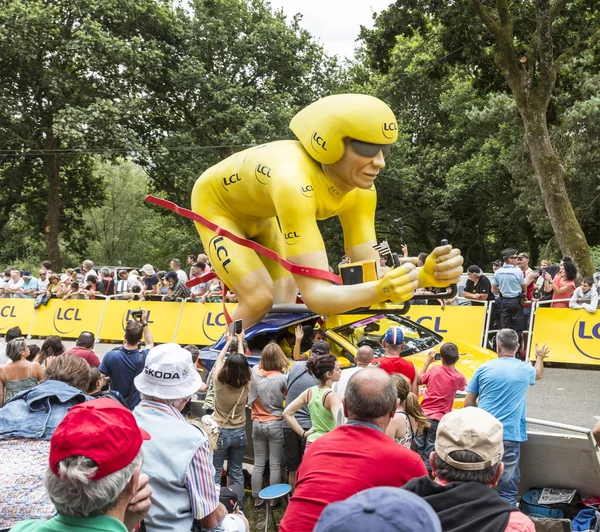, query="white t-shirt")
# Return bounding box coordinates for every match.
[333,366,365,400]
[7,278,24,291]
[175,269,188,284]
[83,269,99,282]
[37,279,49,292]
[0,341,8,366]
